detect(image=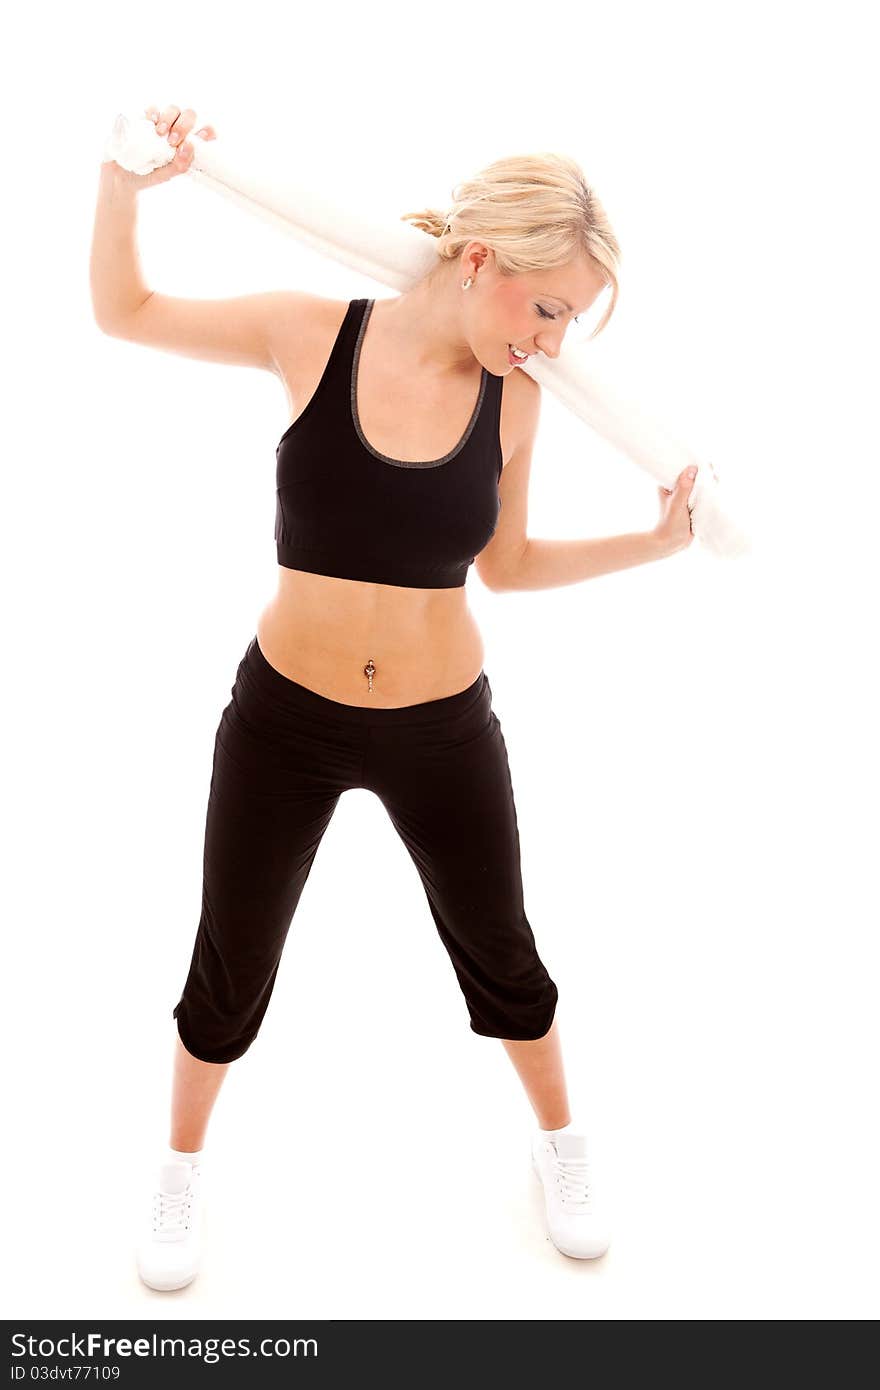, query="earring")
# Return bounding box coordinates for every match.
[461,276,474,289]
